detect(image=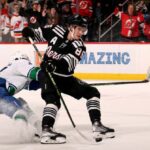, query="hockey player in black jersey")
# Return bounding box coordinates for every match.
[22,14,115,144]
